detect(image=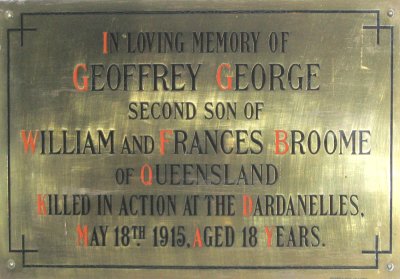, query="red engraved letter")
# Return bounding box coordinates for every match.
[21,130,38,154]
[37,194,47,215]
[76,224,88,246]
[103,32,108,54]
[264,226,274,247]
[216,63,233,90]
[140,163,153,186]
[274,130,289,155]
[243,195,253,217]
[192,227,203,248]
[160,129,173,155]
[73,64,89,92]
